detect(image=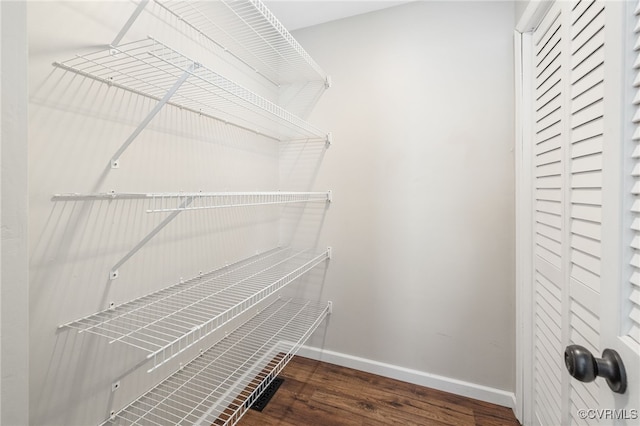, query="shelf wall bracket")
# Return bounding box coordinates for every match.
[110,62,196,168]
[111,0,150,47]
[325,132,332,147]
[110,197,194,279]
